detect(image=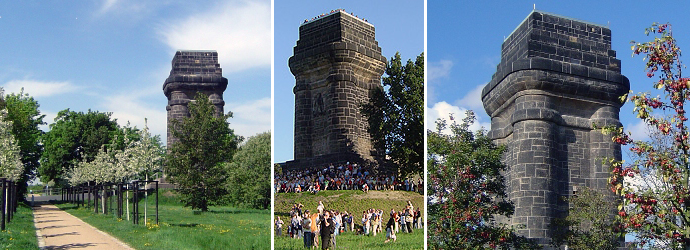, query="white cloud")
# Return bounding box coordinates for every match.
[3,80,78,98]
[428,60,453,82]
[625,120,652,141]
[101,94,168,141]
[427,101,490,134]
[99,0,119,13]
[38,111,58,132]
[96,0,148,15]
[158,0,270,73]
[455,83,486,111]
[226,97,270,138]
